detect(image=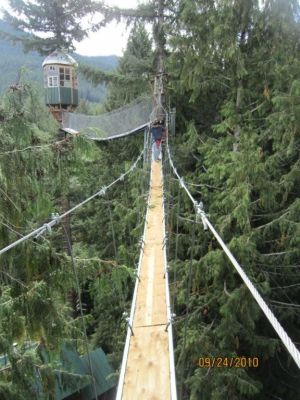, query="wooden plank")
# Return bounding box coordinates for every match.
[121,161,171,399]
